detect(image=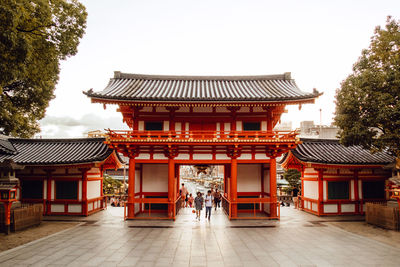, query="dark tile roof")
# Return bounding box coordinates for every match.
[287,138,394,165]
[84,72,321,102]
[0,137,17,155]
[0,138,114,166]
